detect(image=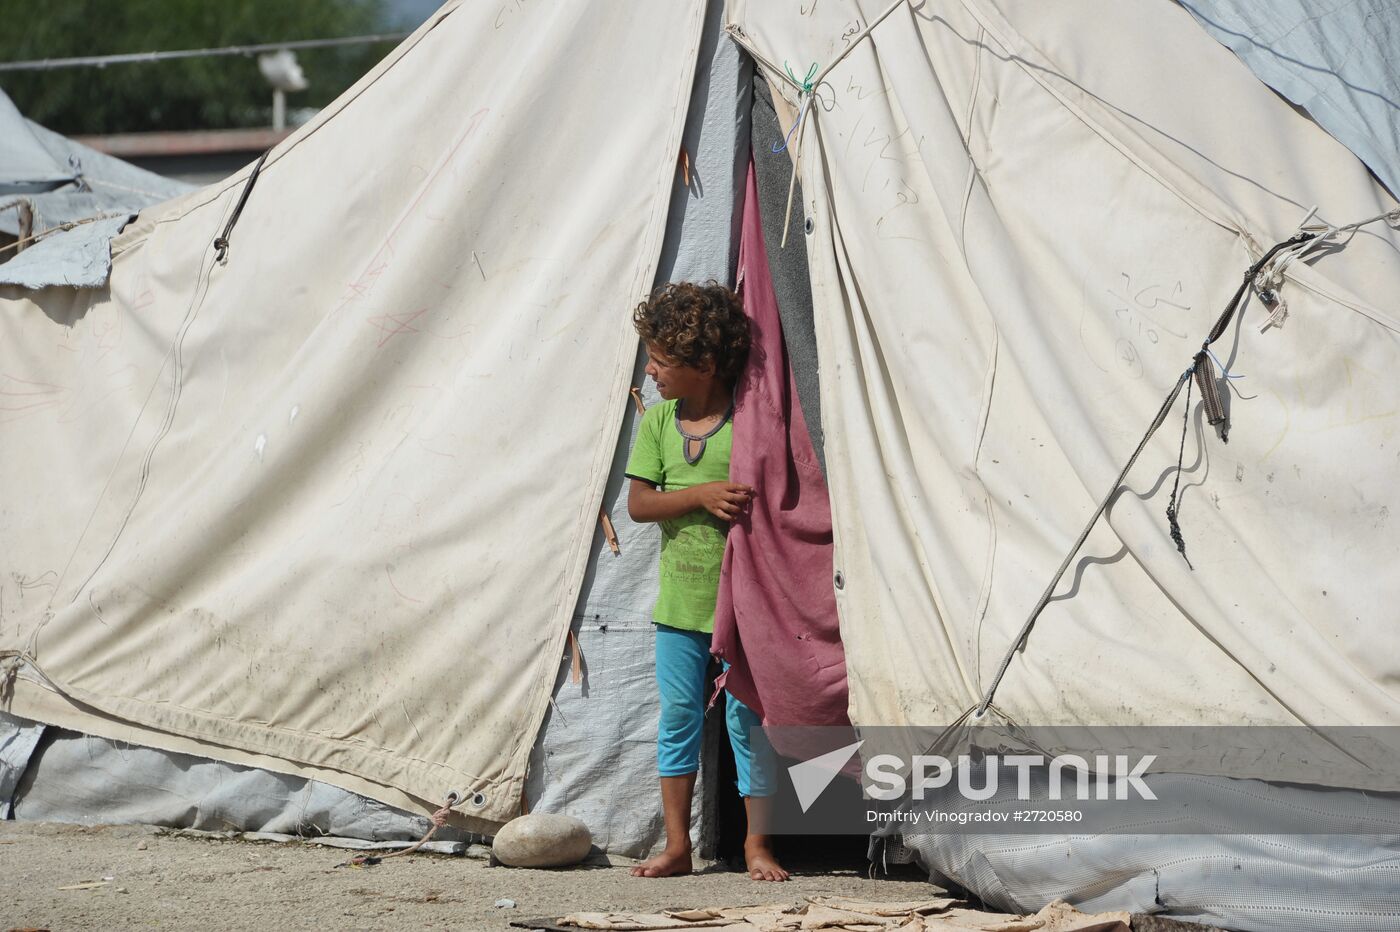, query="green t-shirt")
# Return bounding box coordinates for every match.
[624,399,733,633]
